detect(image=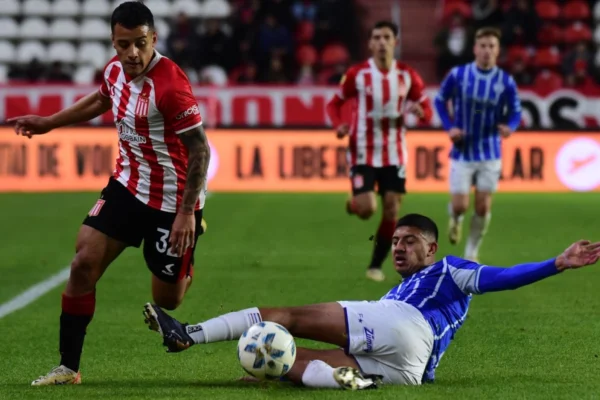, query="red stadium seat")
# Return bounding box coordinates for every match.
[295,21,314,43]
[563,22,592,44]
[562,0,590,21]
[296,44,317,66]
[320,43,350,66]
[536,23,563,45]
[442,1,471,20]
[506,46,530,64]
[533,70,563,94]
[535,1,560,20]
[532,47,560,69]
